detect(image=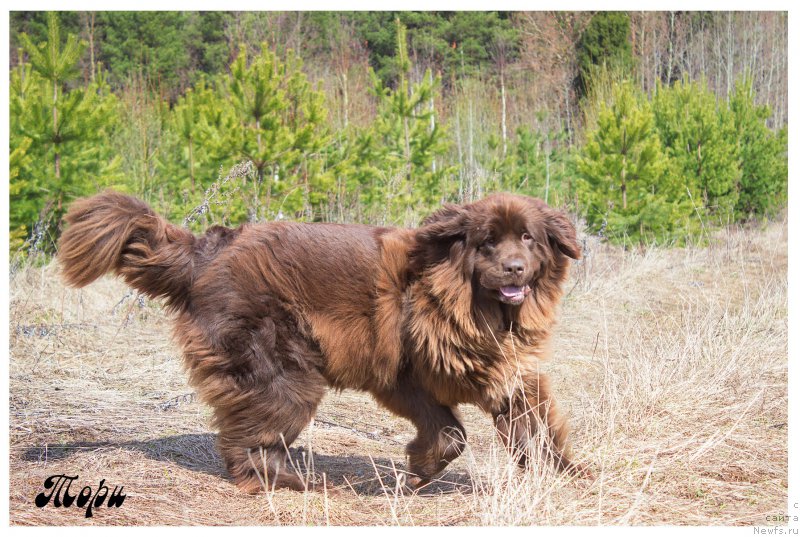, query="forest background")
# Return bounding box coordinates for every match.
[8,11,789,255]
